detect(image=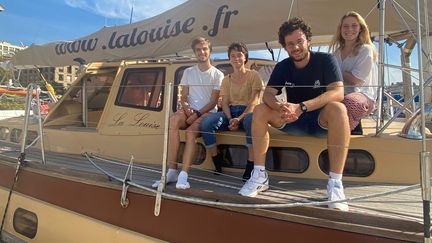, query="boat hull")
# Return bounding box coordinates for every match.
[0,162,406,243]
